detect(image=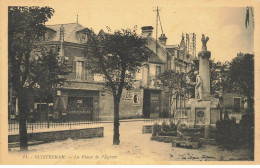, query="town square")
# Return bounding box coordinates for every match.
[1,0,257,164]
